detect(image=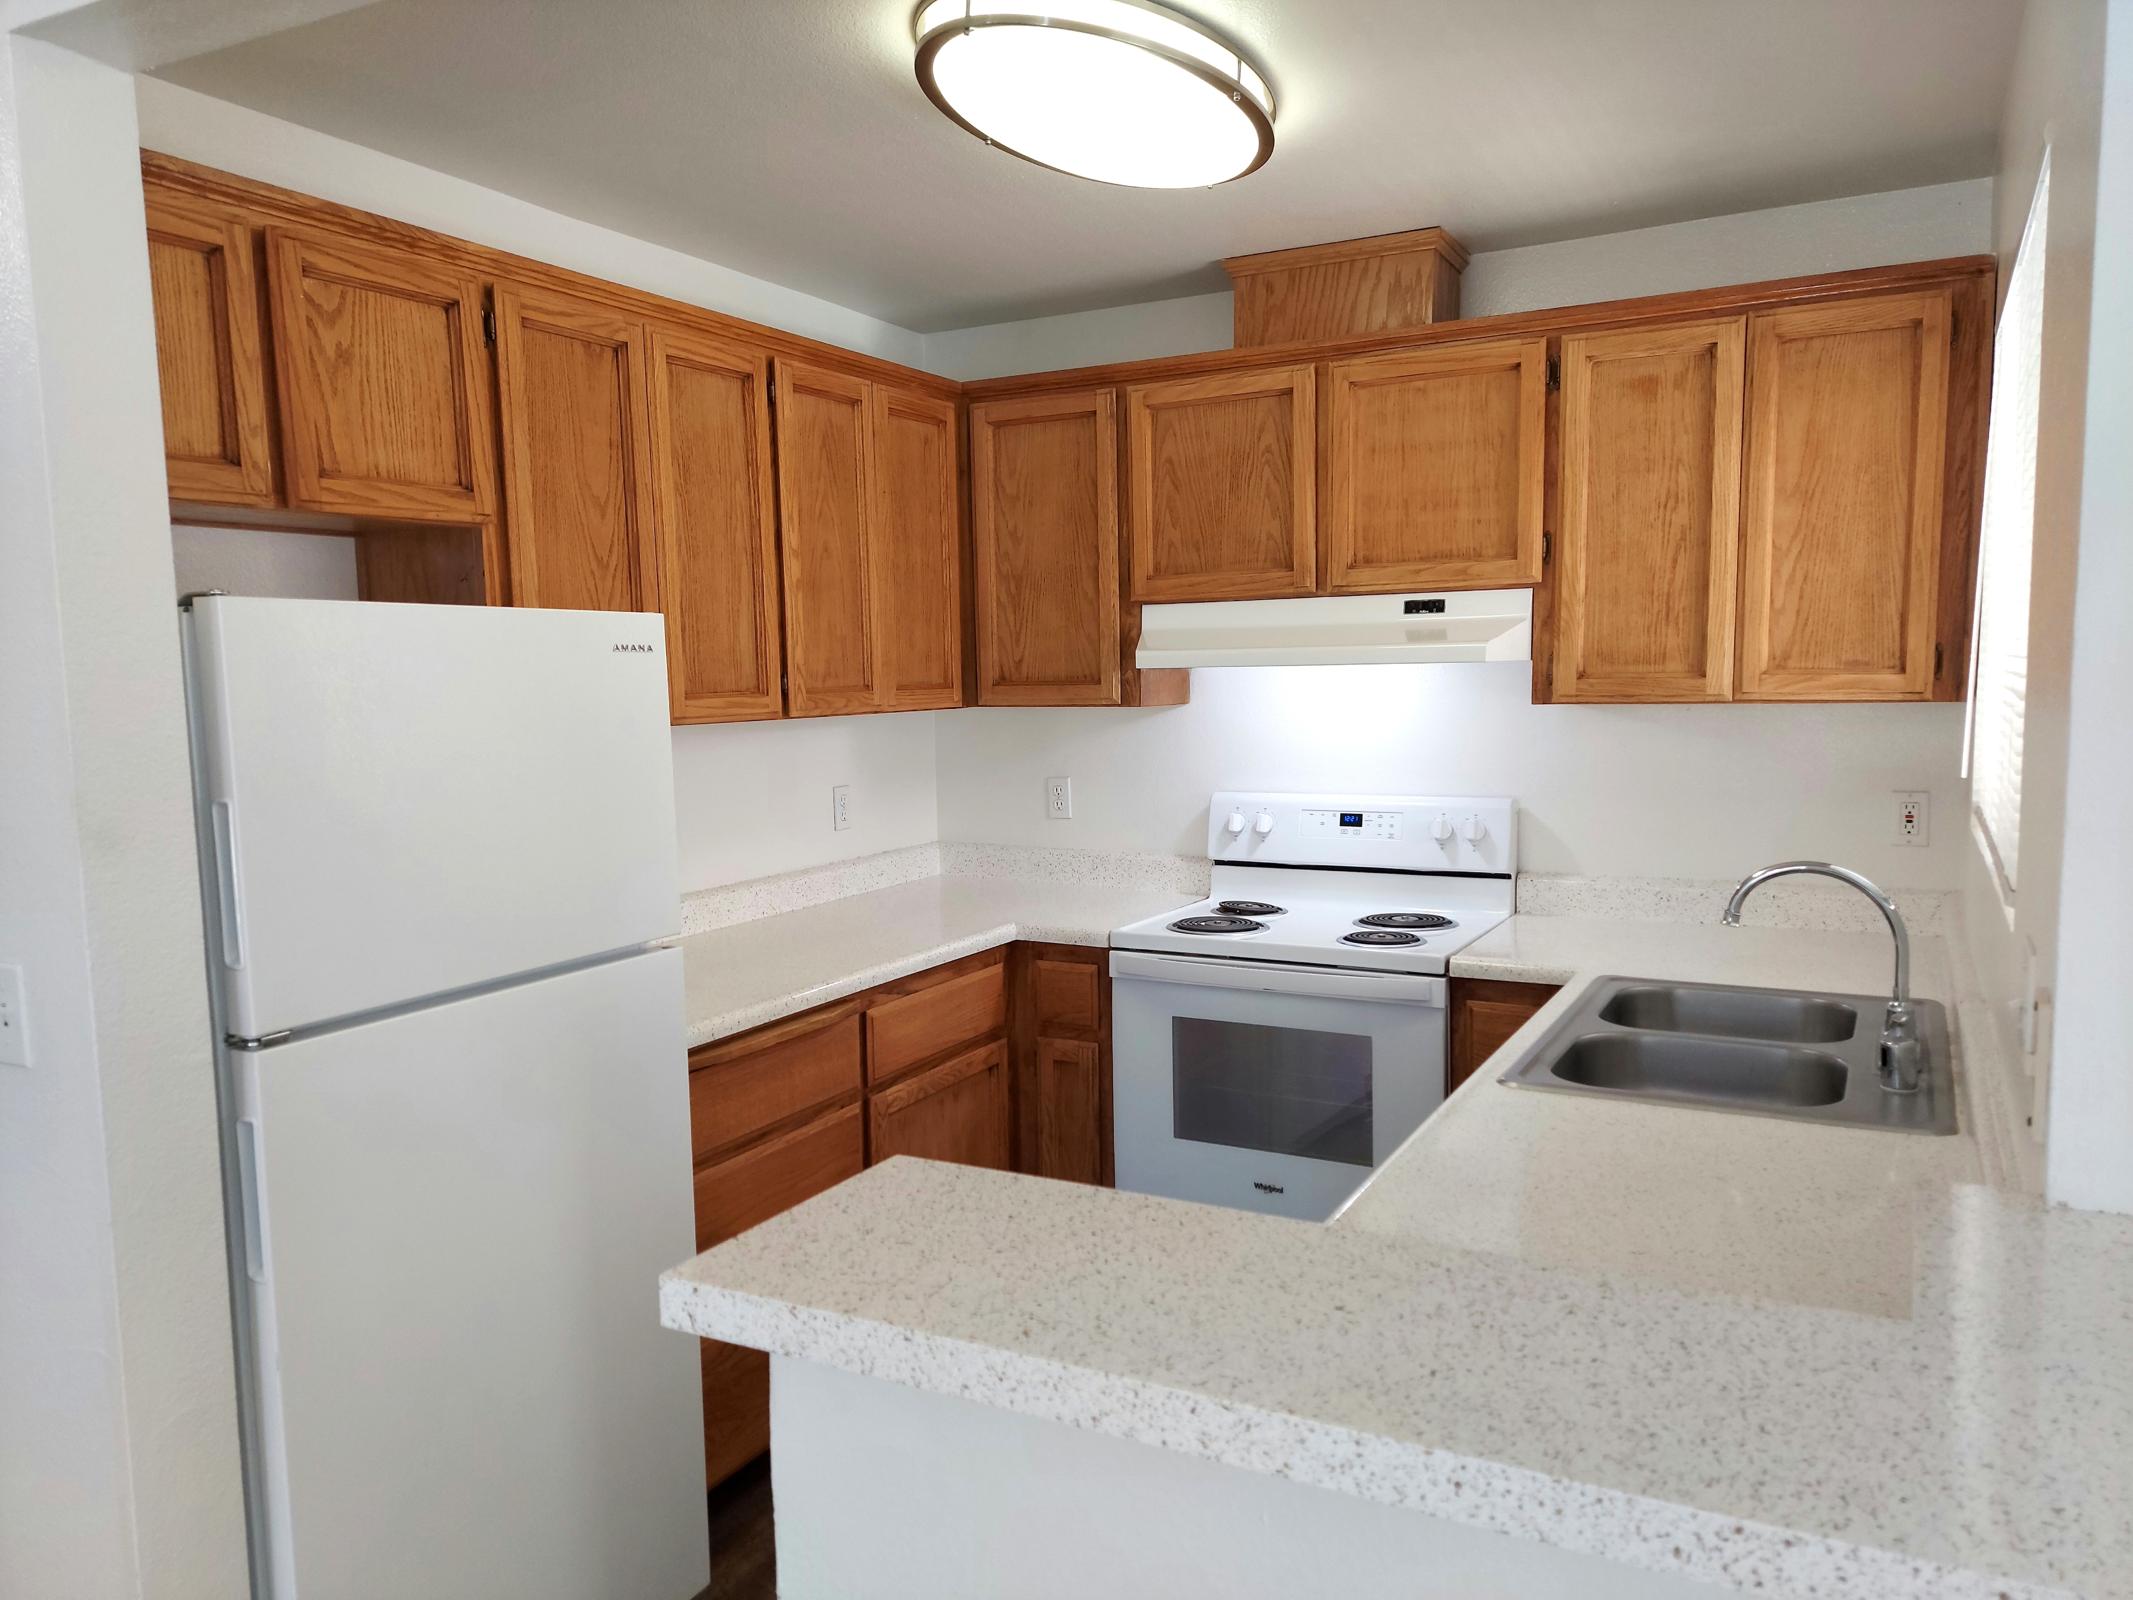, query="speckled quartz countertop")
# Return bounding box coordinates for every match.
[674,874,1192,1047]
[663,913,2133,1600]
